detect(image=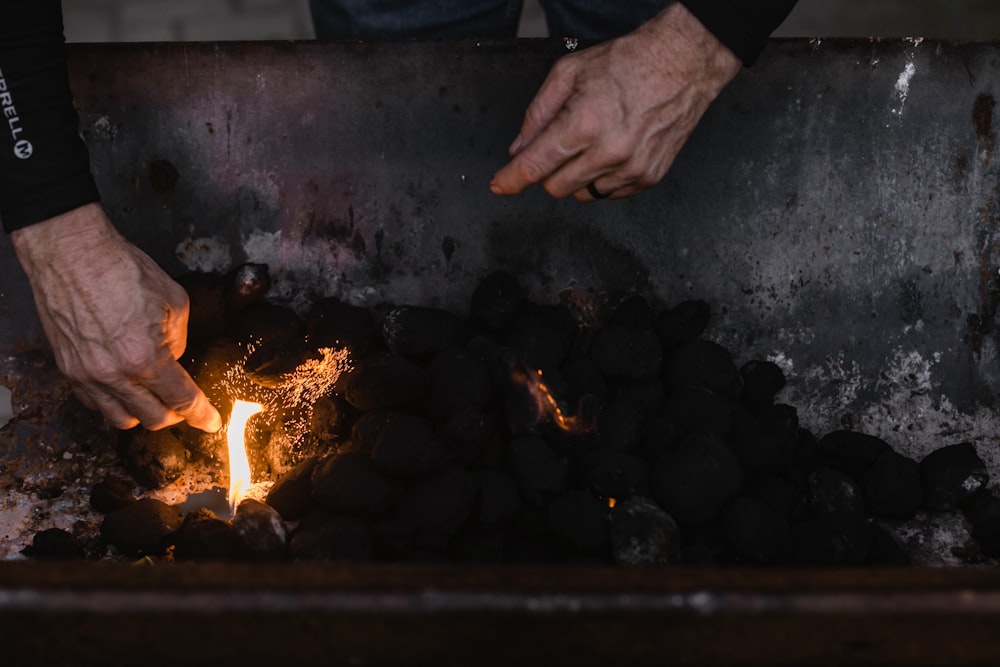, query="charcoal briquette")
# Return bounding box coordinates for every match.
[174,271,226,343]
[546,489,611,556]
[438,406,504,467]
[89,477,136,514]
[633,413,681,464]
[662,384,733,436]
[596,397,643,452]
[289,513,372,562]
[169,508,246,561]
[100,498,183,558]
[745,475,801,519]
[22,528,85,561]
[398,464,478,550]
[507,435,568,506]
[451,525,506,563]
[817,430,892,481]
[606,378,666,413]
[311,451,402,516]
[664,338,742,400]
[920,442,989,511]
[866,524,911,566]
[469,270,524,331]
[655,300,710,350]
[965,490,1000,558]
[475,468,522,524]
[807,466,866,516]
[382,305,463,359]
[225,301,303,347]
[580,450,650,500]
[739,359,787,411]
[423,346,492,420]
[265,456,319,521]
[610,495,681,565]
[611,294,655,329]
[305,296,376,356]
[117,427,189,489]
[370,412,451,476]
[560,358,608,407]
[504,303,576,369]
[590,325,663,379]
[864,451,922,520]
[233,499,288,561]
[722,496,792,565]
[223,262,271,314]
[792,511,871,566]
[343,354,429,411]
[729,433,792,479]
[243,337,326,388]
[651,433,743,526]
